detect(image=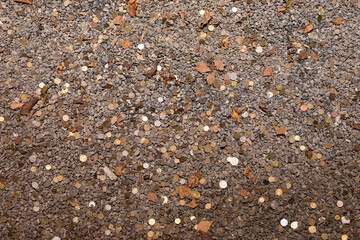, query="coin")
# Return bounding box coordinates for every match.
[80,155,87,162]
